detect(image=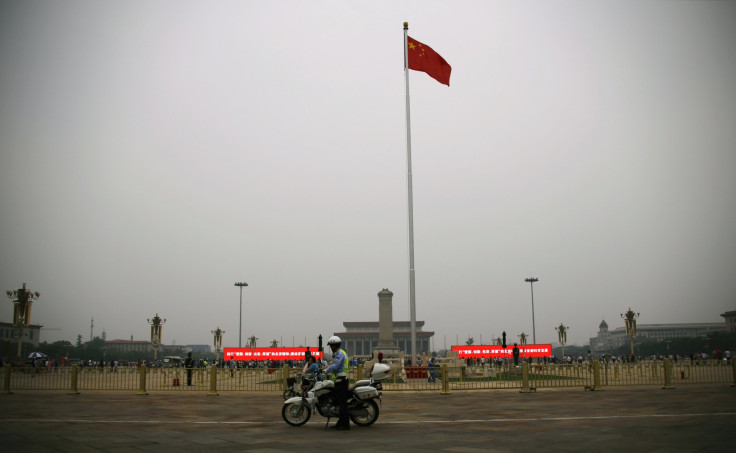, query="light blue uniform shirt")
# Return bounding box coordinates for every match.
[324,349,347,377]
